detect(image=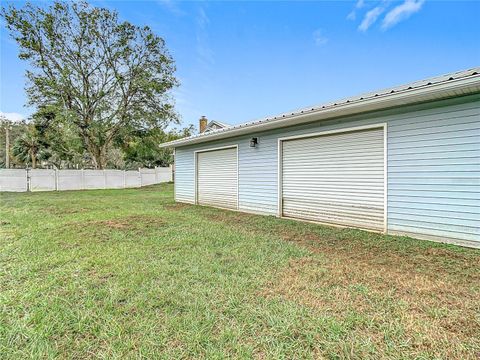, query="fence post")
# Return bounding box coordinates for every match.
[170,164,173,182]
[139,168,142,187]
[155,166,159,184]
[123,170,126,189]
[55,169,58,191]
[103,169,107,189]
[81,169,85,190]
